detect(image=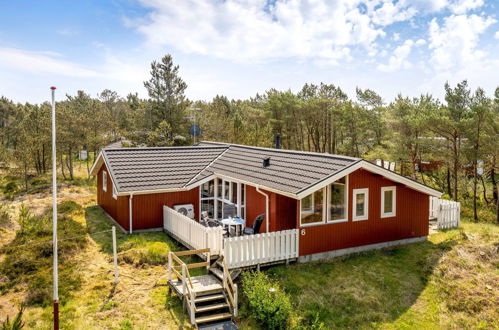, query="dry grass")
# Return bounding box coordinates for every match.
[0,177,192,329]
